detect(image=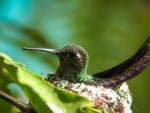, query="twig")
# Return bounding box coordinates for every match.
[0,90,34,113]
